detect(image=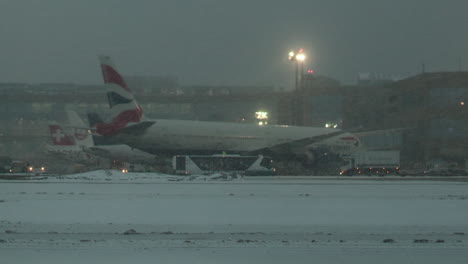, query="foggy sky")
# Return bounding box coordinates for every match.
[0,0,467,88]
